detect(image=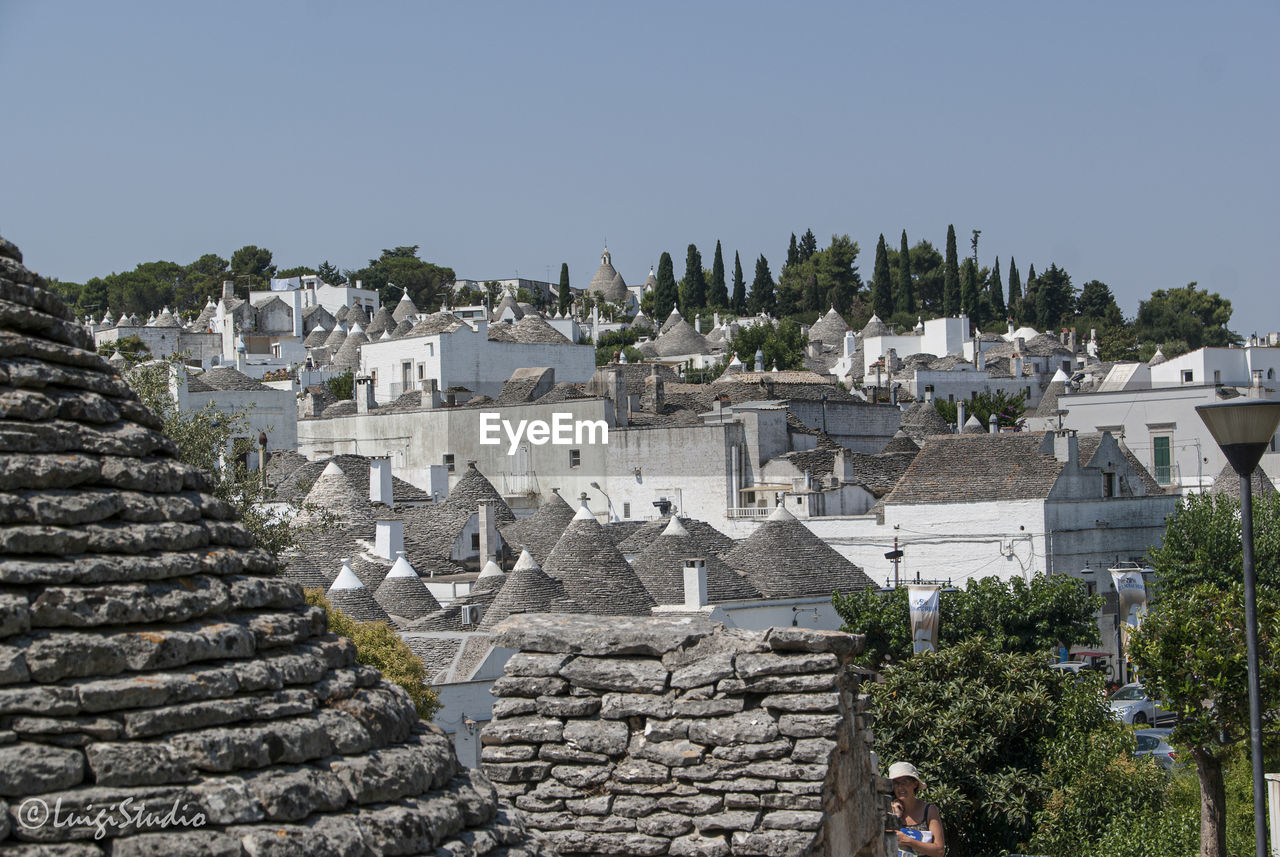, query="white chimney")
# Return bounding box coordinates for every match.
[683,559,708,609]
[478,501,496,562]
[956,400,966,433]
[375,520,404,560]
[1013,355,1024,379]
[843,330,857,358]
[426,464,449,501]
[291,287,304,339]
[1053,430,1079,463]
[355,376,375,414]
[369,458,393,507]
[976,347,986,371]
